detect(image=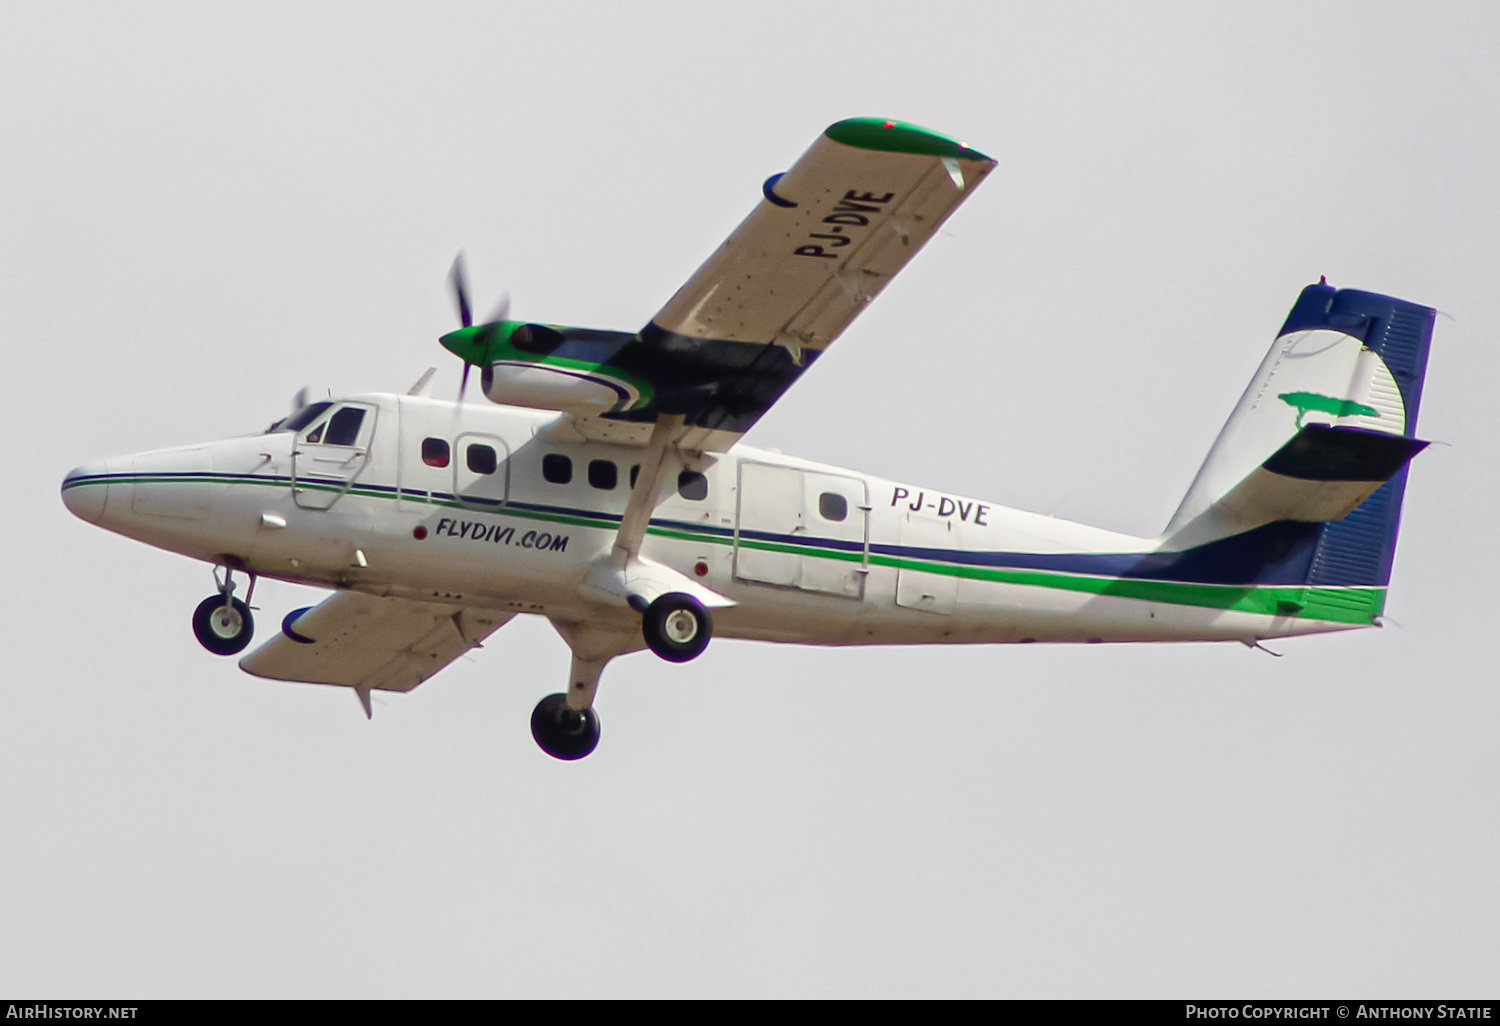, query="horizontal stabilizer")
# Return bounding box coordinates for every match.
[1170,425,1427,548]
[1262,424,1428,483]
